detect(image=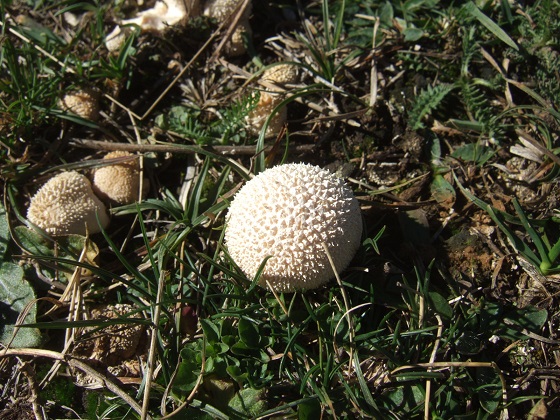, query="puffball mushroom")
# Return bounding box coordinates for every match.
[203,0,252,56]
[225,163,362,292]
[245,64,299,136]
[27,171,110,236]
[92,151,140,205]
[59,89,100,121]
